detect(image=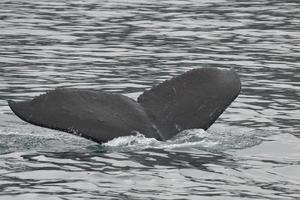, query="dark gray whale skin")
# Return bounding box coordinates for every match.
[8,90,162,143]
[8,67,241,143]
